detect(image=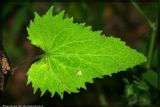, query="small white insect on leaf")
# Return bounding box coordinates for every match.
[77,70,82,76]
